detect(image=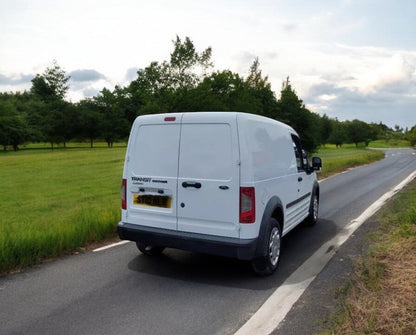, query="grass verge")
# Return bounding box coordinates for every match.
[320,180,416,335]
[0,147,126,274]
